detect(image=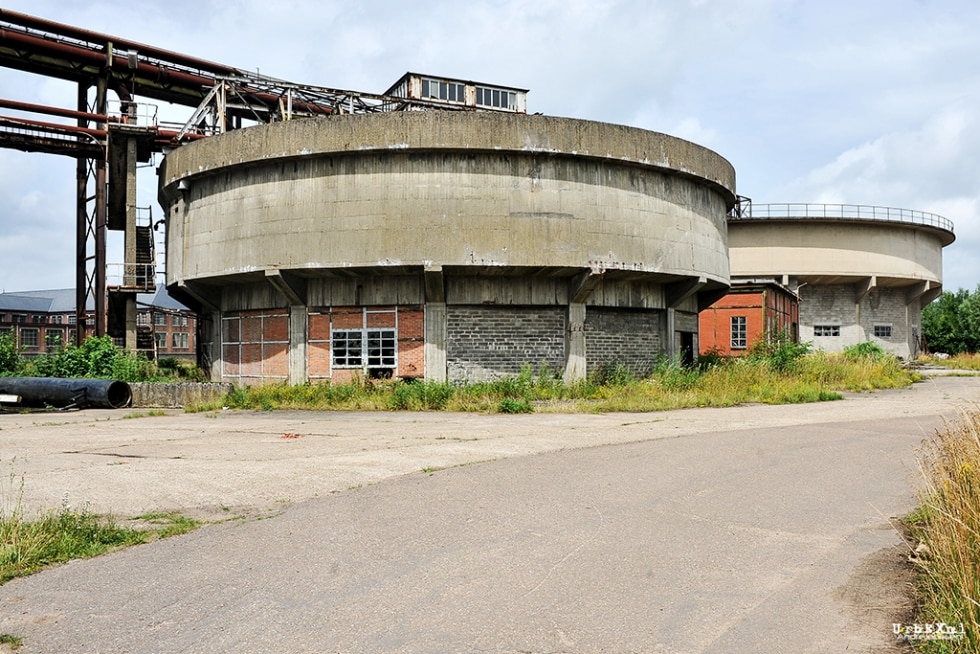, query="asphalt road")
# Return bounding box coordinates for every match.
[1,374,978,653]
